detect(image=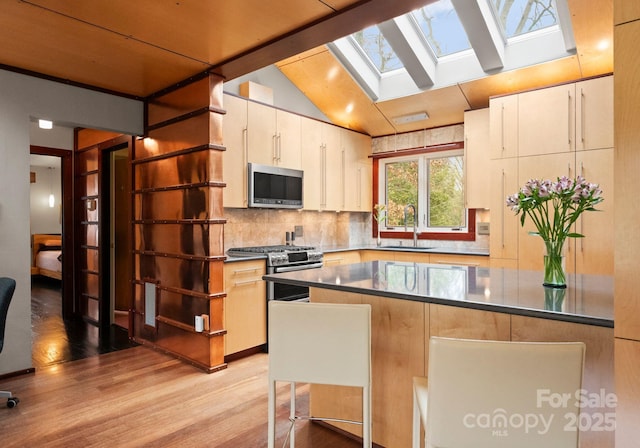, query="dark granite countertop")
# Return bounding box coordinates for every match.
[263,261,613,327]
